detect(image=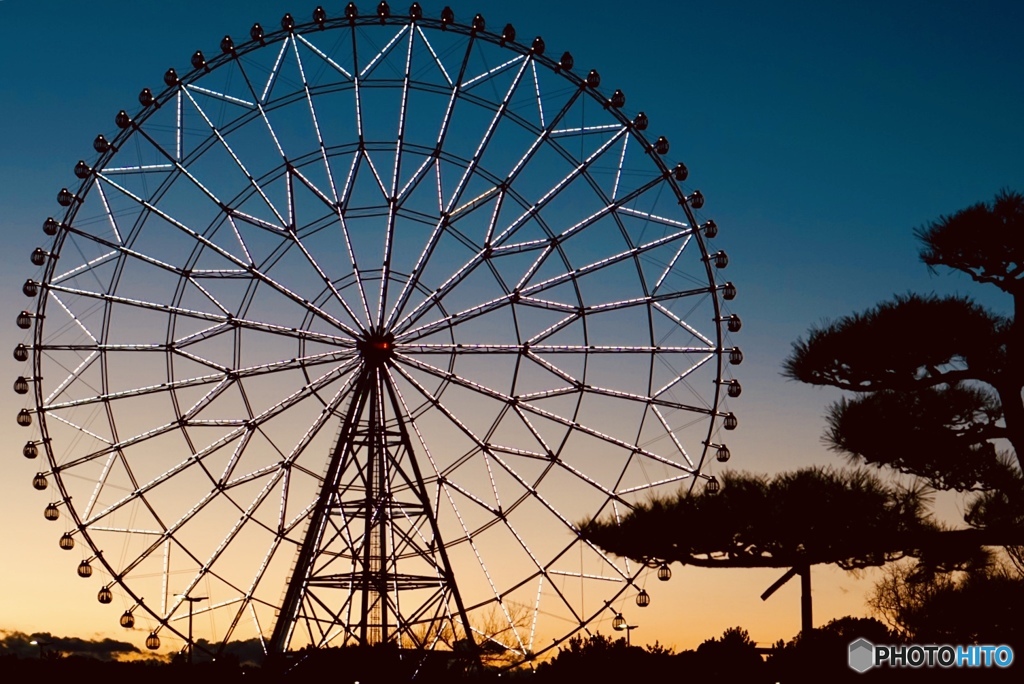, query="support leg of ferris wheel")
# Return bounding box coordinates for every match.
[268,355,477,659]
